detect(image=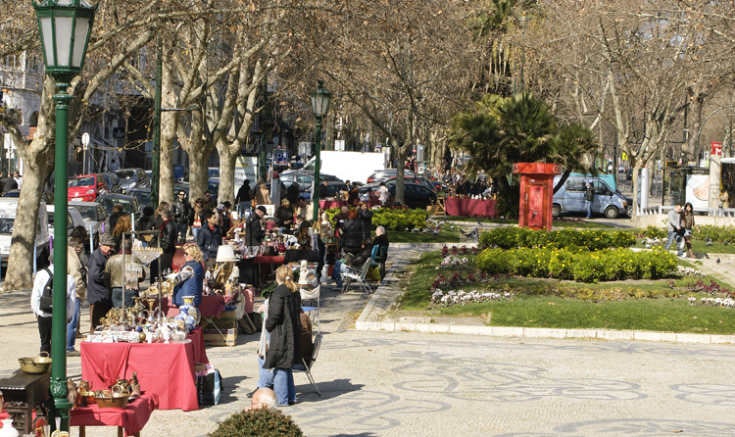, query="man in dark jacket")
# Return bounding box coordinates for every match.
[235,179,252,217]
[246,205,267,247]
[197,209,223,269]
[172,190,192,242]
[159,206,178,274]
[87,232,115,332]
